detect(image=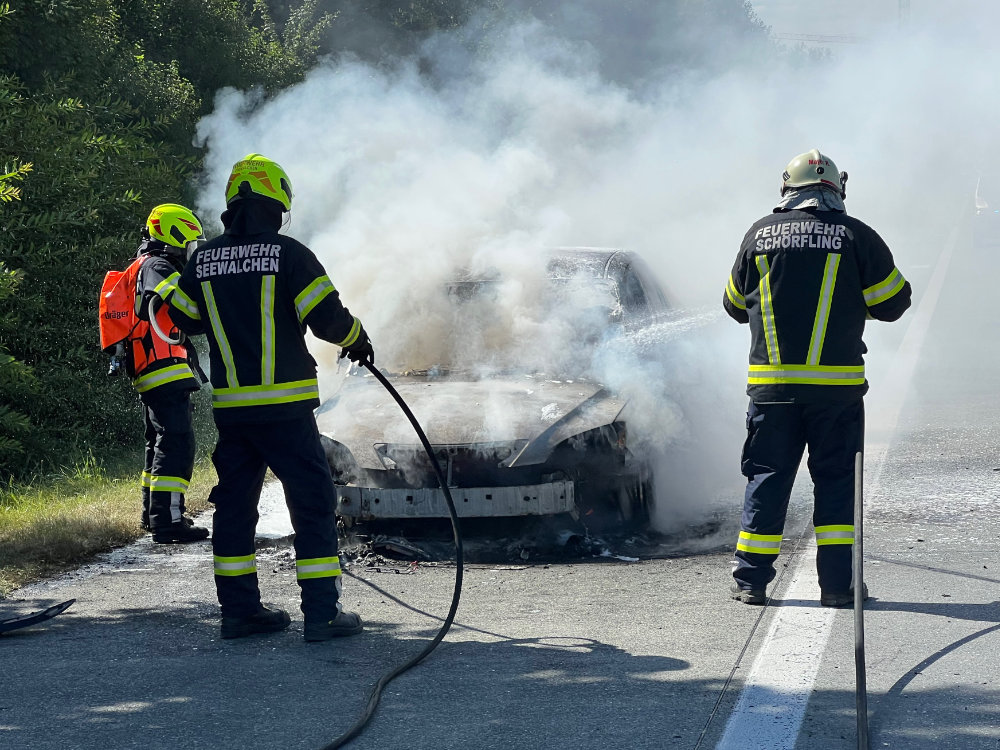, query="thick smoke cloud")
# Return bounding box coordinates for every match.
[192,0,1000,533]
